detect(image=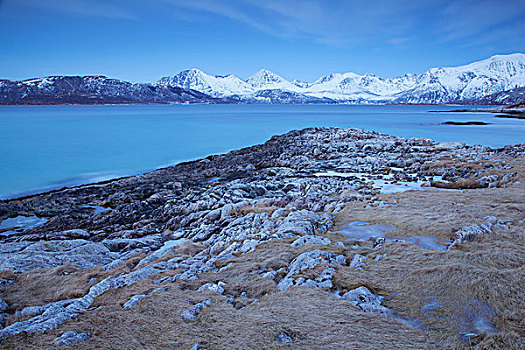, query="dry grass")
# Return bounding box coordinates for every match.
[1,157,523,349]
